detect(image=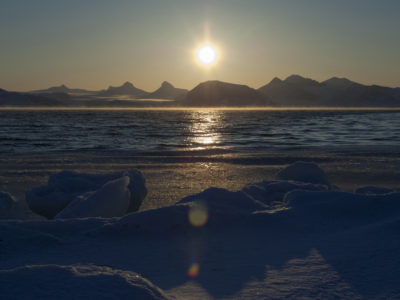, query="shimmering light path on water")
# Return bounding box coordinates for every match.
[1,109,400,154]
